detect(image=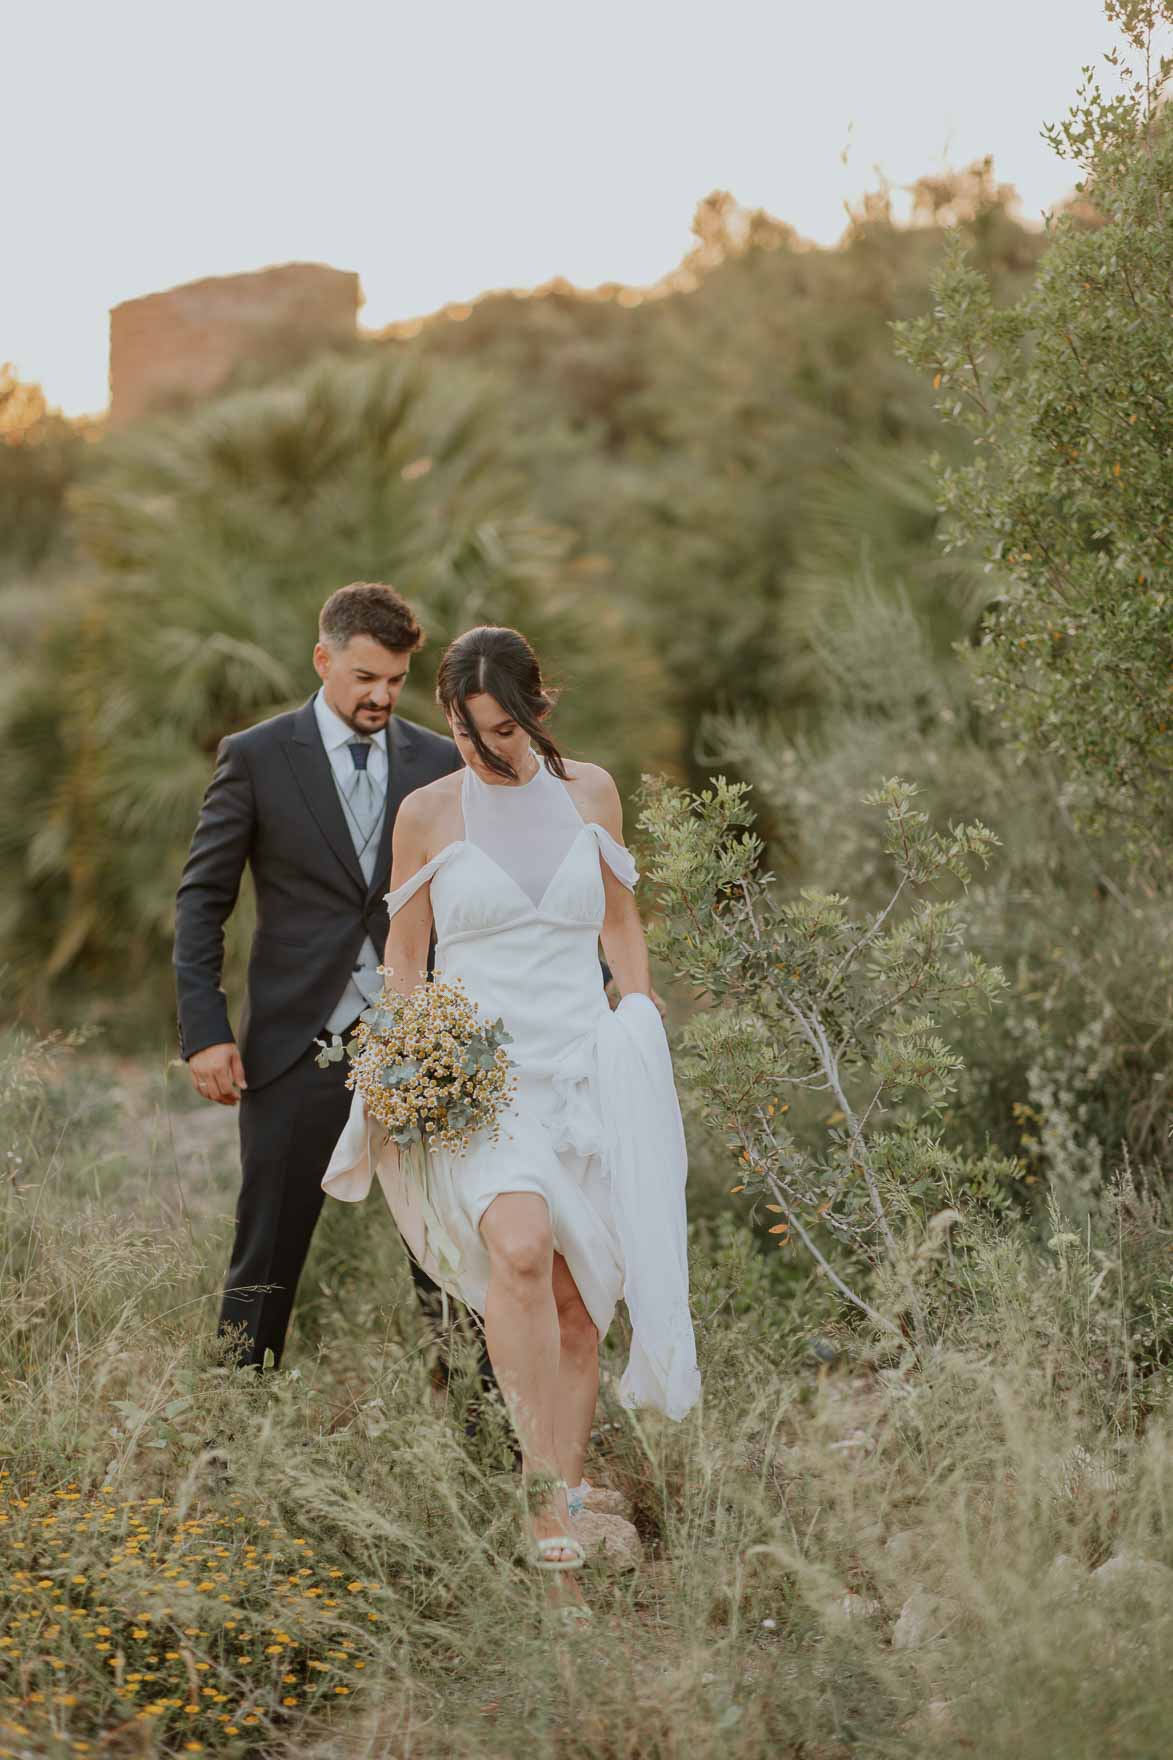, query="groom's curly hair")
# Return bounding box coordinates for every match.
[319,582,424,653]
[435,626,568,783]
